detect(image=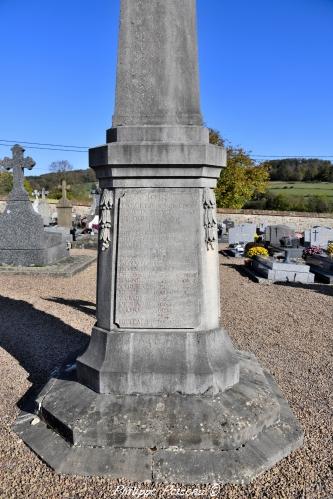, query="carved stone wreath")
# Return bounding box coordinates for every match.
[99,189,113,251]
[203,188,217,250]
